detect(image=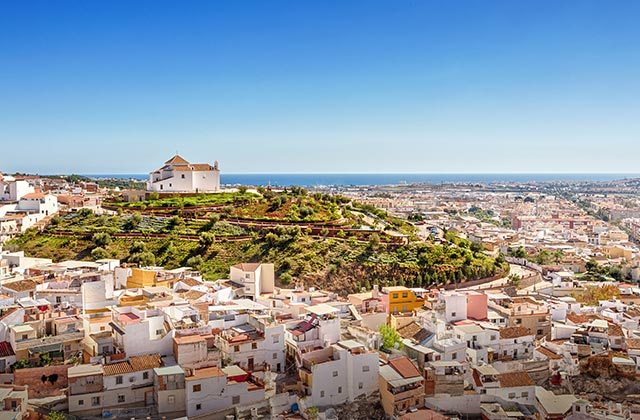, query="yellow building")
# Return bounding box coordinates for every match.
[382,286,426,315]
[126,267,175,289]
